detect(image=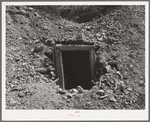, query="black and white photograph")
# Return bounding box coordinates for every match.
[2,1,149,121]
